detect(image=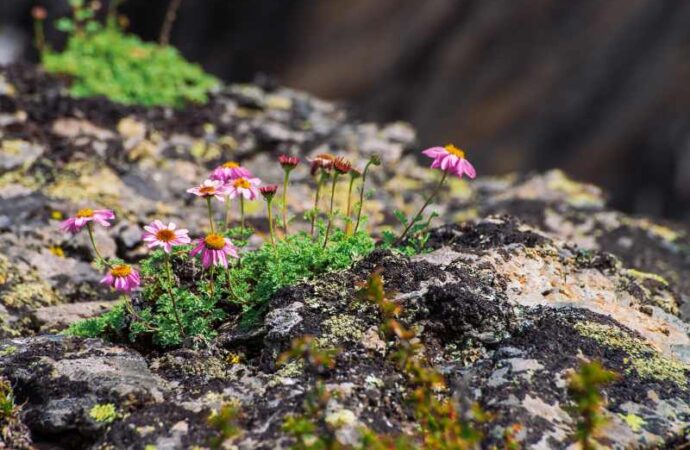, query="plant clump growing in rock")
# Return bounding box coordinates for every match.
[65,147,476,349]
[36,0,218,107]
